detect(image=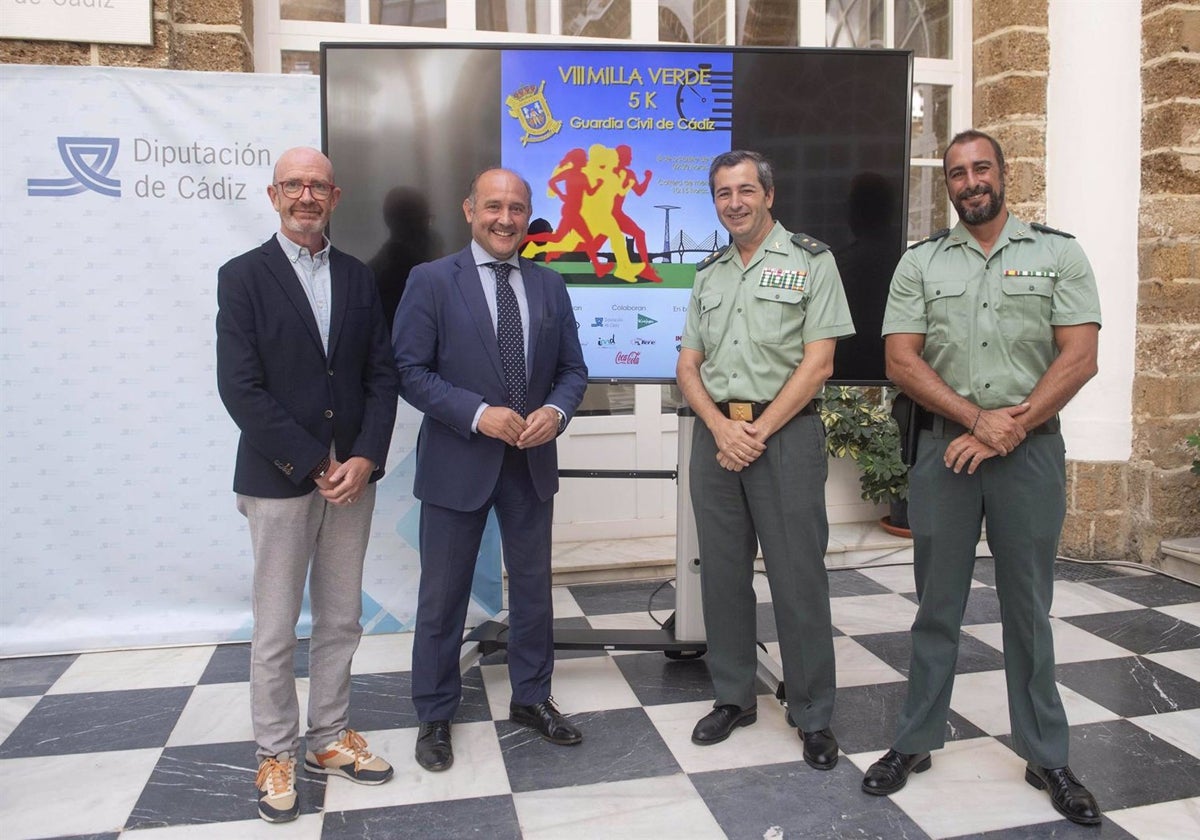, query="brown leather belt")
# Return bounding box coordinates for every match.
[715,399,817,422]
[920,413,1060,436]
